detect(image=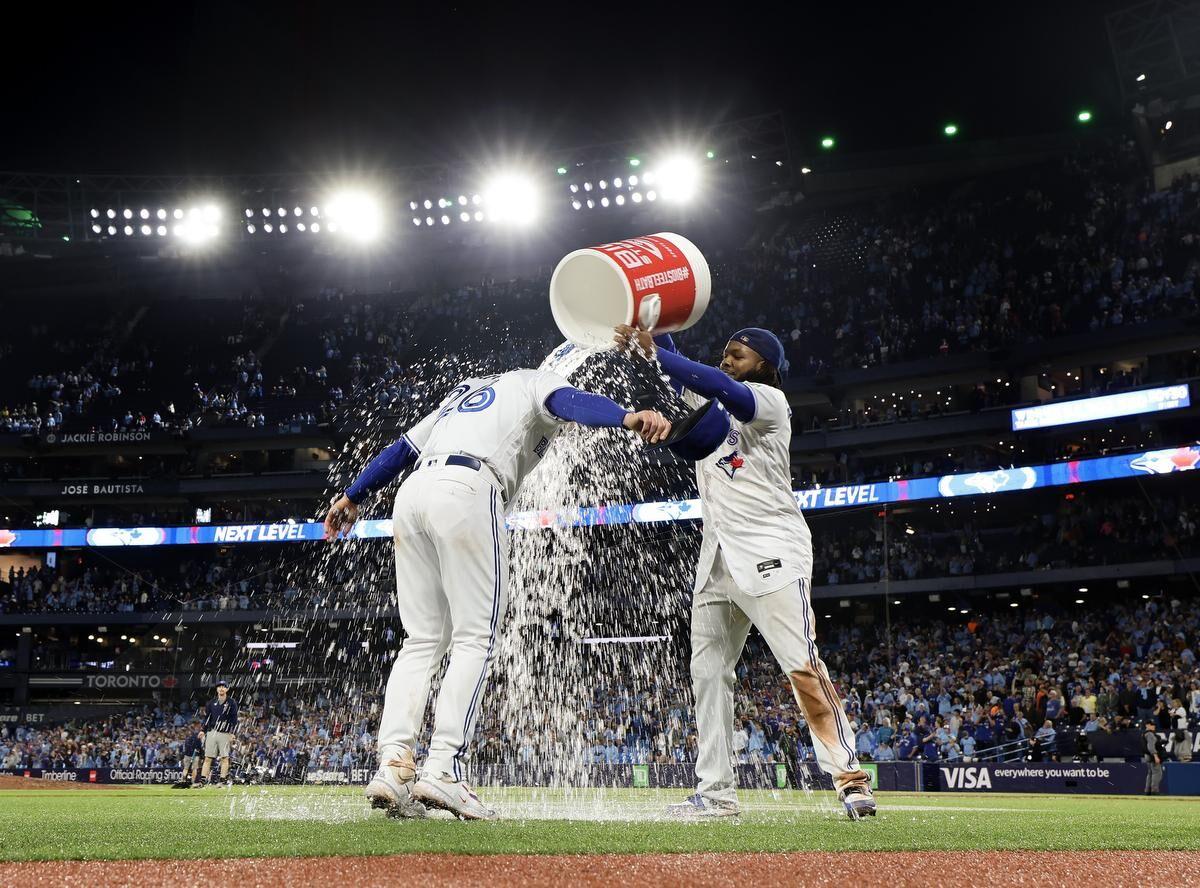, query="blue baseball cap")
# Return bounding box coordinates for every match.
[729,328,789,377]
